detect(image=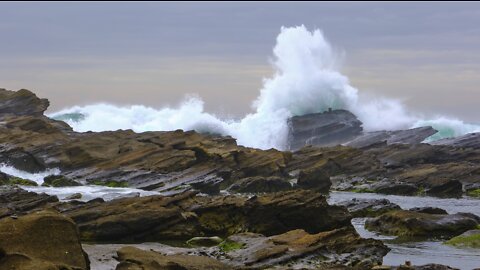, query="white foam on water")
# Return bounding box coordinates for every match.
[0,164,158,201]
[0,164,60,185]
[49,25,480,149]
